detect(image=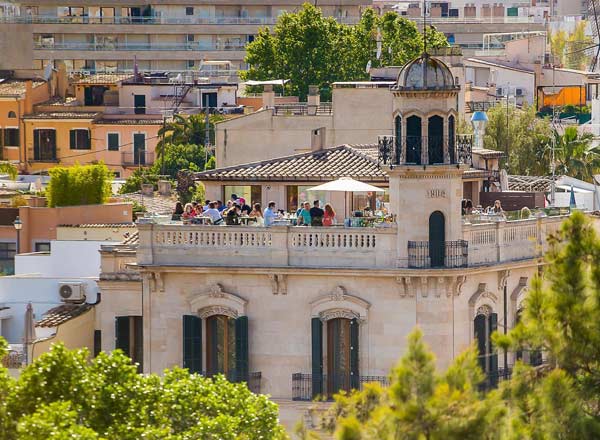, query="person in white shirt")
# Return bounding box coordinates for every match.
[263,201,277,226]
[203,201,223,225]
